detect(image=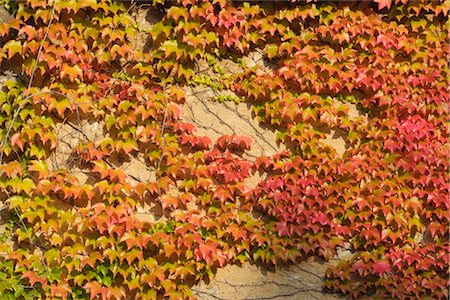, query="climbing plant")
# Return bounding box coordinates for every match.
[0,0,448,299]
